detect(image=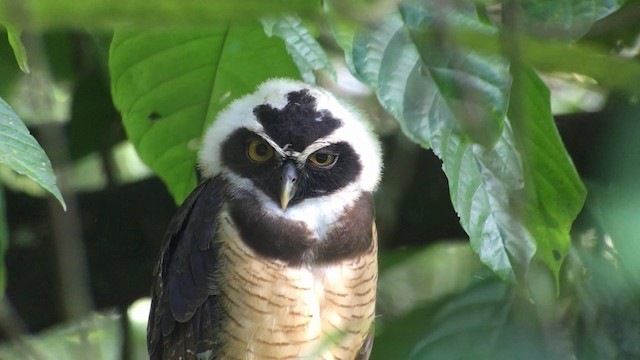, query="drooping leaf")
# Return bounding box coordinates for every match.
[517,0,626,40]
[347,2,585,282]
[0,97,65,209]
[5,27,30,74]
[508,67,587,281]
[349,5,534,282]
[110,24,299,203]
[262,15,335,83]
